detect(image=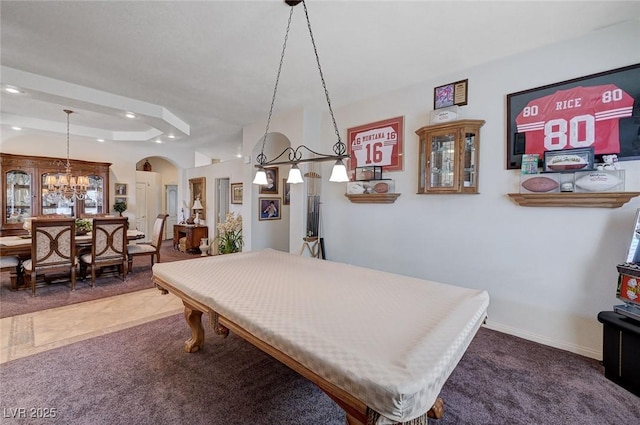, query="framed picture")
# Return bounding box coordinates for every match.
[543,147,594,173]
[189,177,206,220]
[114,183,127,196]
[259,167,278,194]
[355,166,382,181]
[114,196,127,205]
[259,197,281,221]
[231,183,243,204]
[434,79,468,110]
[506,63,640,169]
[347,116,404,176]
[283,179,291,205]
